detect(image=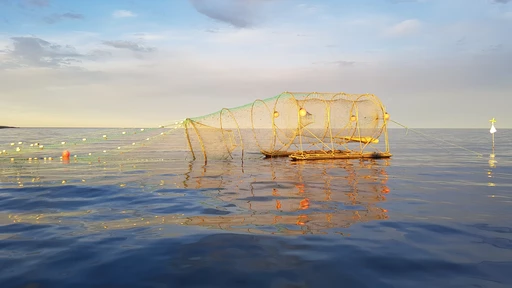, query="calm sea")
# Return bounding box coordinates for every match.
[0,128,511,288]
